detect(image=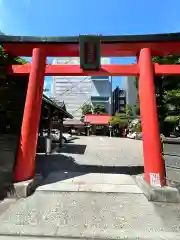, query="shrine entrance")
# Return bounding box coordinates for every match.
[2,33,180,187]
